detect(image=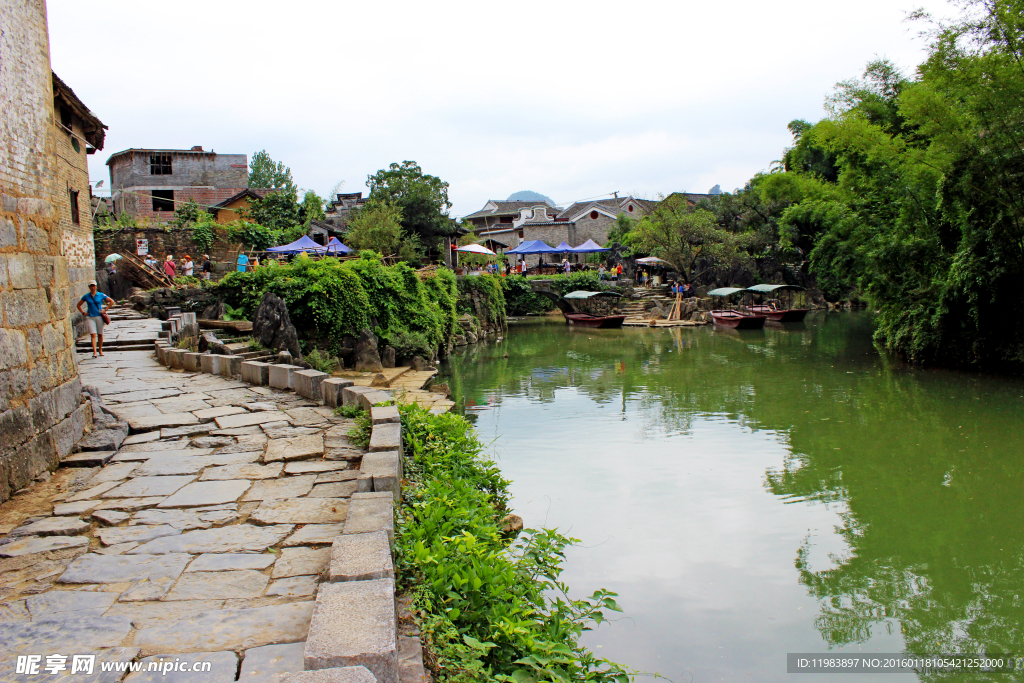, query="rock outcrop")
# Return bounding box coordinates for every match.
[353,329,383,373]
[251,293,302,360]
